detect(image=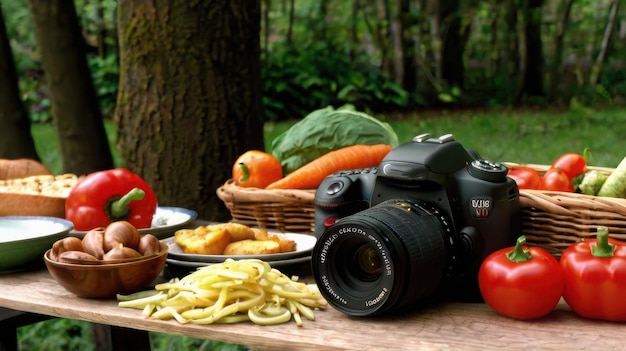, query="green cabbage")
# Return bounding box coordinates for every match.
[271,105,399,174]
